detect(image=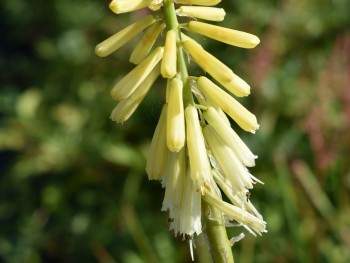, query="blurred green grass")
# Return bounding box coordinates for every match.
[1,0,350,262]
